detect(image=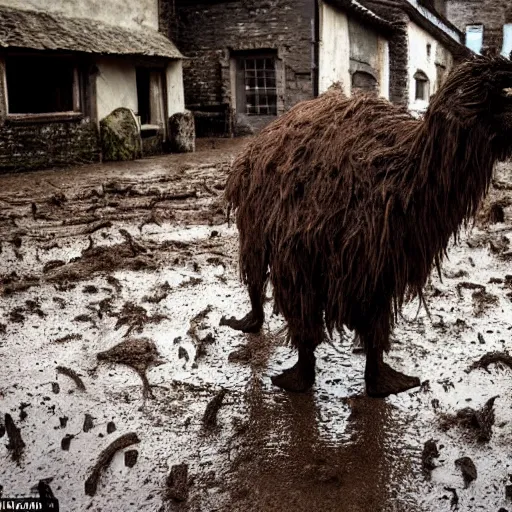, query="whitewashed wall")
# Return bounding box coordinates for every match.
[319,1,350,95]
[0,0,159,30]
[319,1,389,99]
[378,37,390,99]
[166,60,186,118]
[95,58,138,122]
[407,21,453,112]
